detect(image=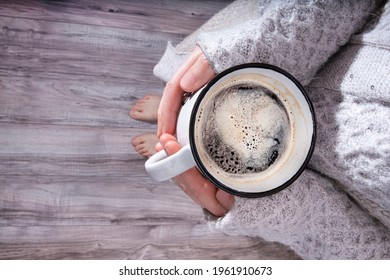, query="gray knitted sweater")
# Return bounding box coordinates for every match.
[154,0,390,259]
